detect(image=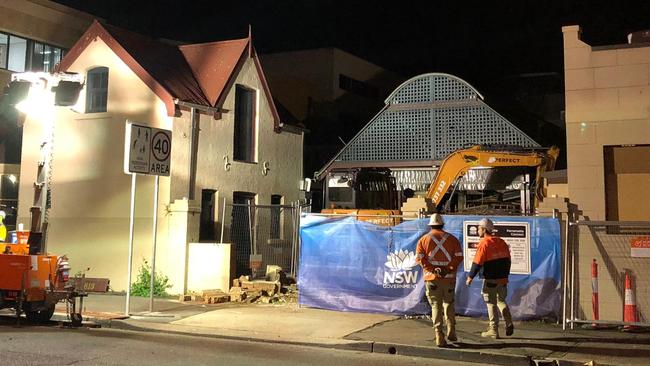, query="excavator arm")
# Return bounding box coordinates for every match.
[426,145,559,209]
